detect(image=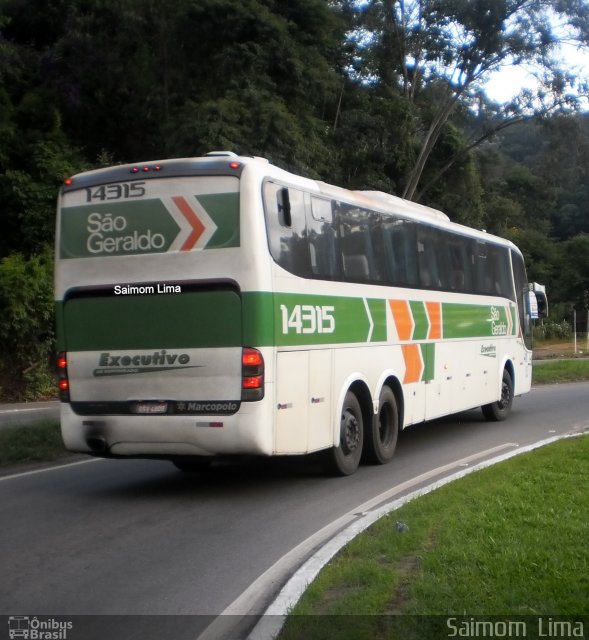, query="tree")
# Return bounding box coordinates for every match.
[351,0,589,201]
[555,234,589,311]
[0,9,83,258]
